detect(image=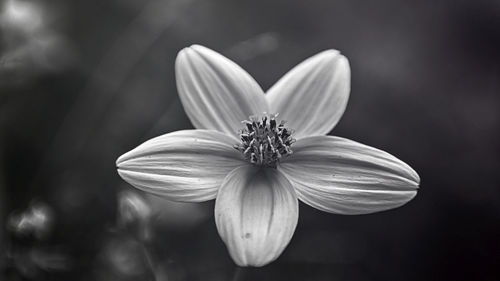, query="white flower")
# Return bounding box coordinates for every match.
[116,45,420,267]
